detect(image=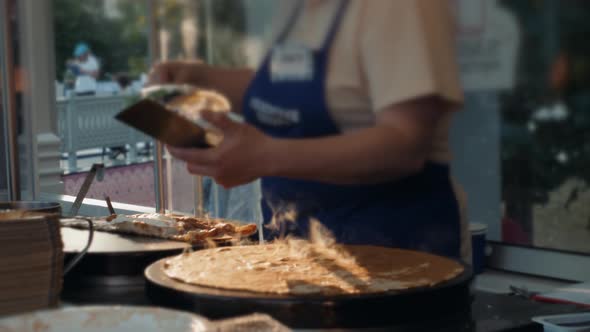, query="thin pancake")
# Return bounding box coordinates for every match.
[166,89,231,146]
[163,242,464,295]
[61,214,257,245]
